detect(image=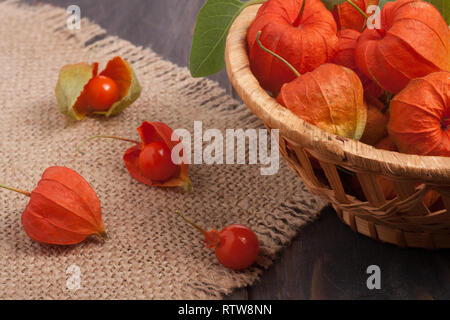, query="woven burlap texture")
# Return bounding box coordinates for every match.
[0,0,325,299]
